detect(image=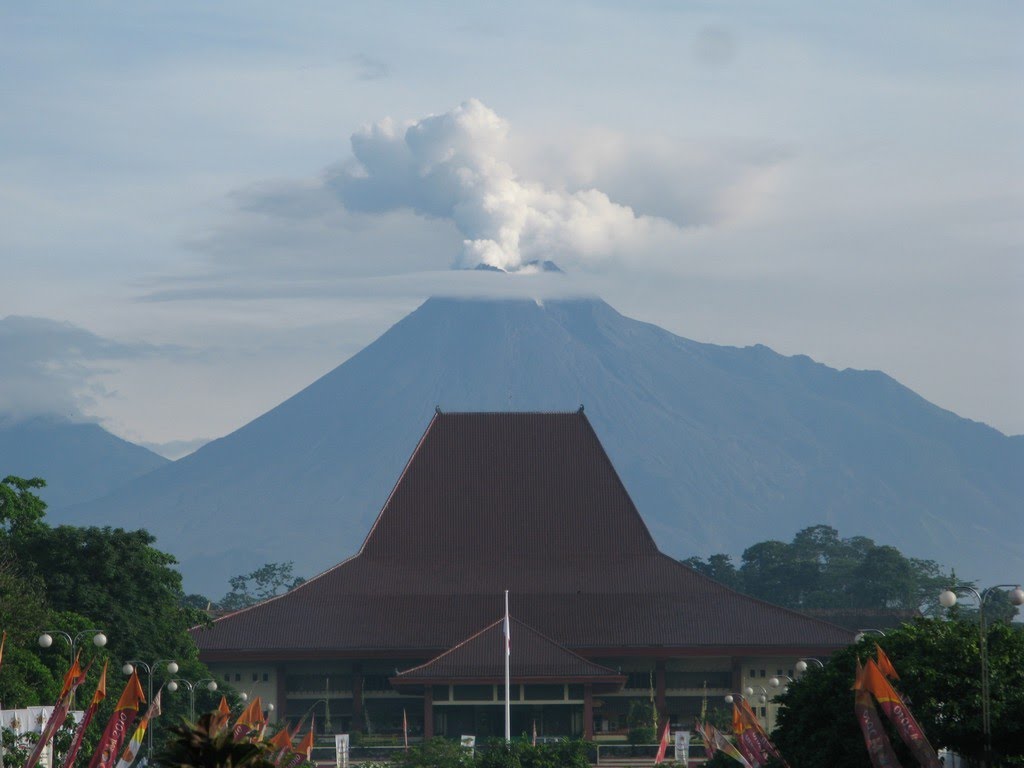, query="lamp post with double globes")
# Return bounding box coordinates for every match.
[38,629,107,665]
[38,629,107,707]
[938,584,1024,767]
[123,659,178,758]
